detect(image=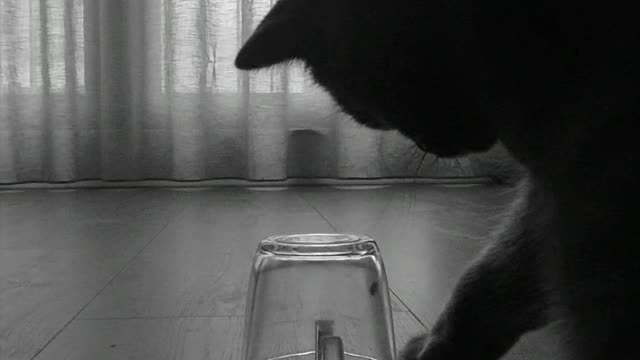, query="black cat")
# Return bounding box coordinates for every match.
[236,1,640,359]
